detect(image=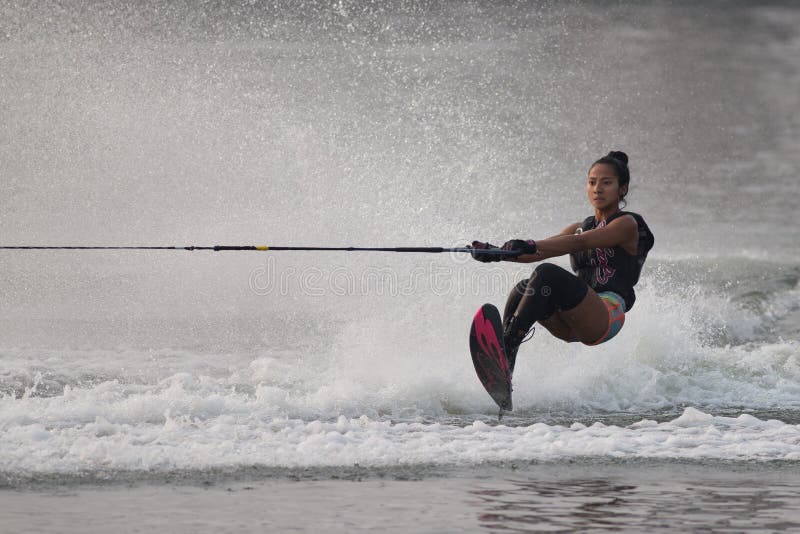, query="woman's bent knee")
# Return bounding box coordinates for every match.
[529,263,588,312]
